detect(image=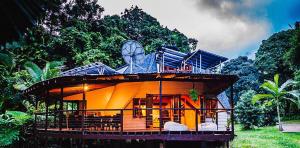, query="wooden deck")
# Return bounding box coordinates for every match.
[35,107,234,142]
[36,128,233,141]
